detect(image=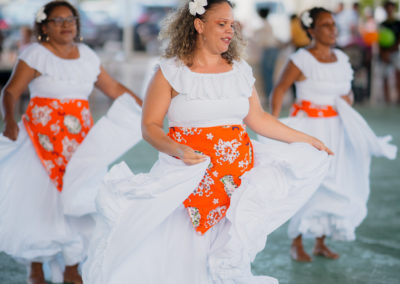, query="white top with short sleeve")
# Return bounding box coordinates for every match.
[18,43,101,100]
[158,57,255,128]
[290,48,353,105]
